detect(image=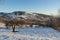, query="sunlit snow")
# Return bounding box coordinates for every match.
[0,23,60,40]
